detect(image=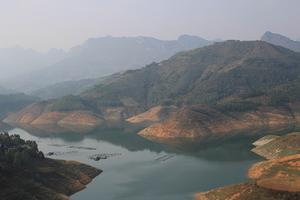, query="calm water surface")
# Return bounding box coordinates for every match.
[8,128,261,200]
